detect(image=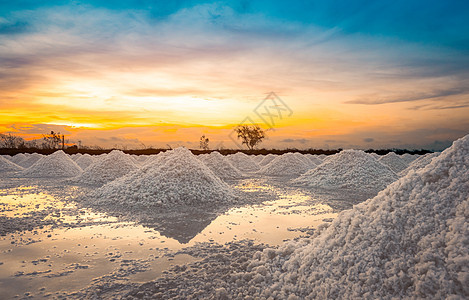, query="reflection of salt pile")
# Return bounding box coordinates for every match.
[94,147,234,207]
[258,153,315,177]
[293,150,398,192]
[0,156,23,172]
[20,150,82,178]
[15,153,43,168]
[74,150,139,186]
[74,154,95,170]
[399,152,440,176]
[226,152,260,173]
[259,154,277,166]
[198,152,243,180]
[378,152,409,173]
[245,134,469,299]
